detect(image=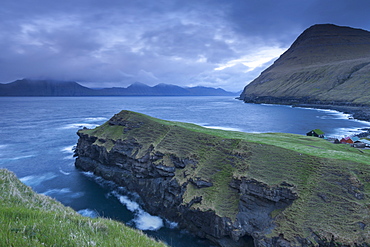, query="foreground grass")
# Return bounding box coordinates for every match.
[80,110,370,245]
[0,169,167,247]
